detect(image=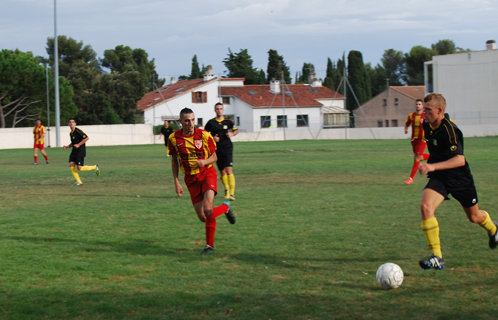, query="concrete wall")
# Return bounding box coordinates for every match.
[2,123,497,150]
